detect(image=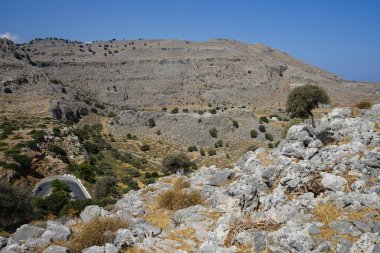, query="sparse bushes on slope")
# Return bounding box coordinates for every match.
[259,125,266,132]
